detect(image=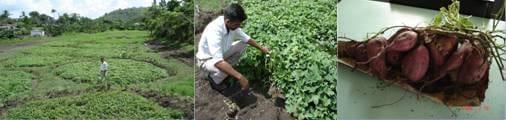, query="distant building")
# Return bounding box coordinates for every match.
[0,24,16,30]
[30,28,45,36]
